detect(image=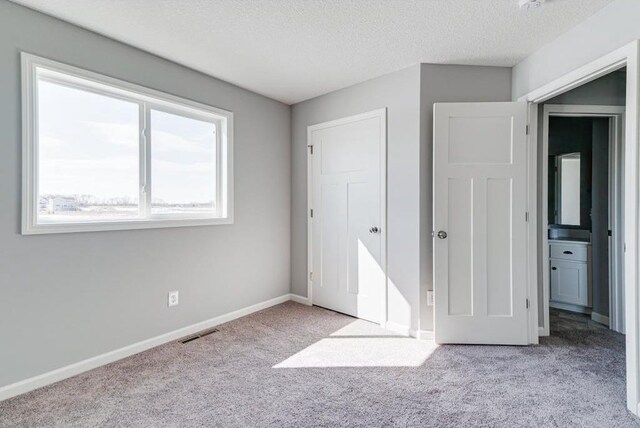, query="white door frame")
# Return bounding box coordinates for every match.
[540,104,626,336]
[519,40,640,415]
[306,108,388,325]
